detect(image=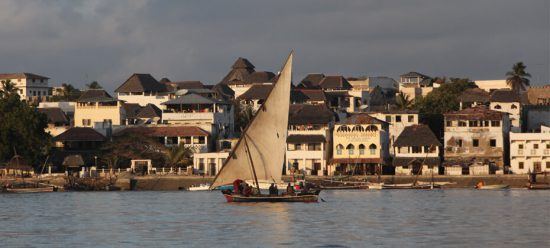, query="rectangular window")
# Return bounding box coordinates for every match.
[82,119,91,126]
[458,139,463,147]
[519,162,524,169]
[458,121,467,127]
[385,116,391,122]
[336,148,342,155]
[519,144,524,149]
[534,144,539,149]
[473,139,479,147]
[446,121,452,127]
[308,143,321,151]
[412,146,422,153]
[490,139,496,147]
[295,144,301,150]
[547,144,550,149]
[546,162,550,169]
[491,121,500,127]
[469,121,478,127]
[395,115,402,123]
[408,115,414,122]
